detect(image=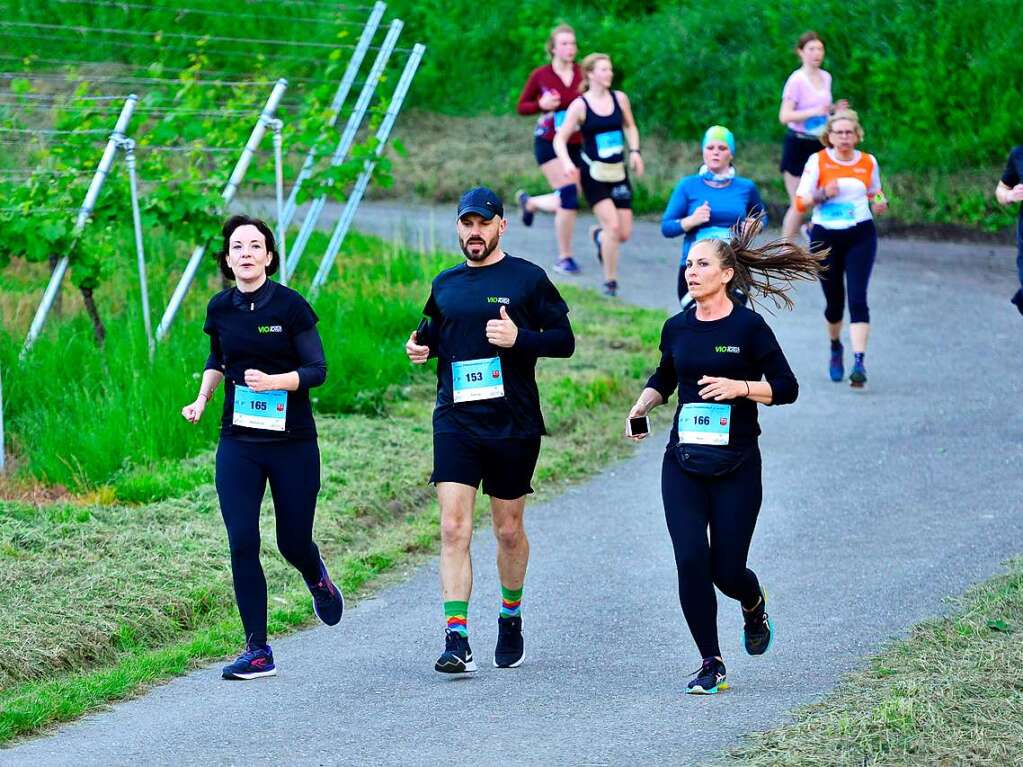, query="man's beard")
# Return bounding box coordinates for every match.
[459,233,499,262]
